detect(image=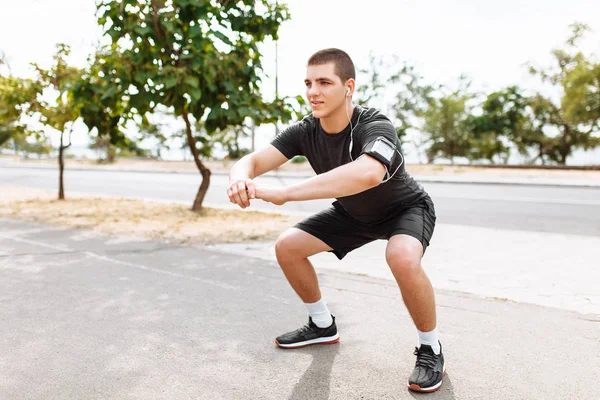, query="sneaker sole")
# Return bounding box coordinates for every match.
[407,366,446,393]
[275,333,340,349]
